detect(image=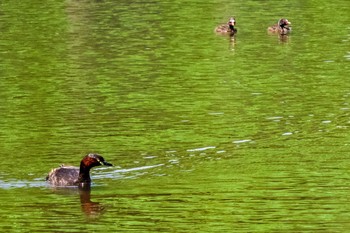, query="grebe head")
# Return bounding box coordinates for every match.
[81,153,113,168]
[278,18,291,27]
